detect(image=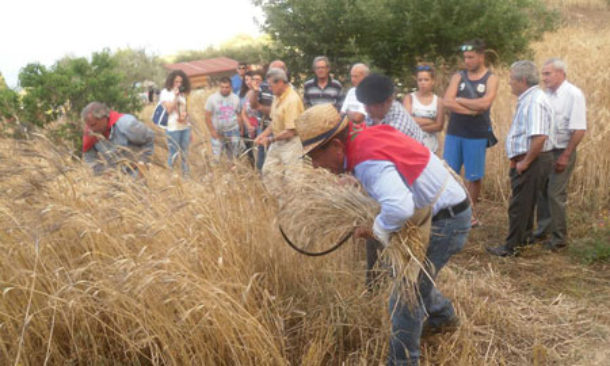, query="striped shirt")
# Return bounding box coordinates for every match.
[505,86,555,159]
[366,101,424,143]
[303,77,343,110]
